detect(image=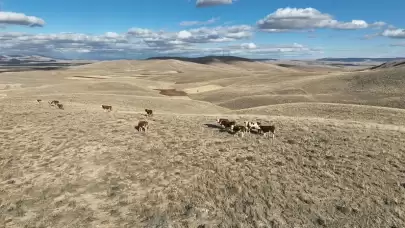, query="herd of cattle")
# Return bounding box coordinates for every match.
[216,118,276,139]
[37,99,64,110]
[36,99,275,139]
